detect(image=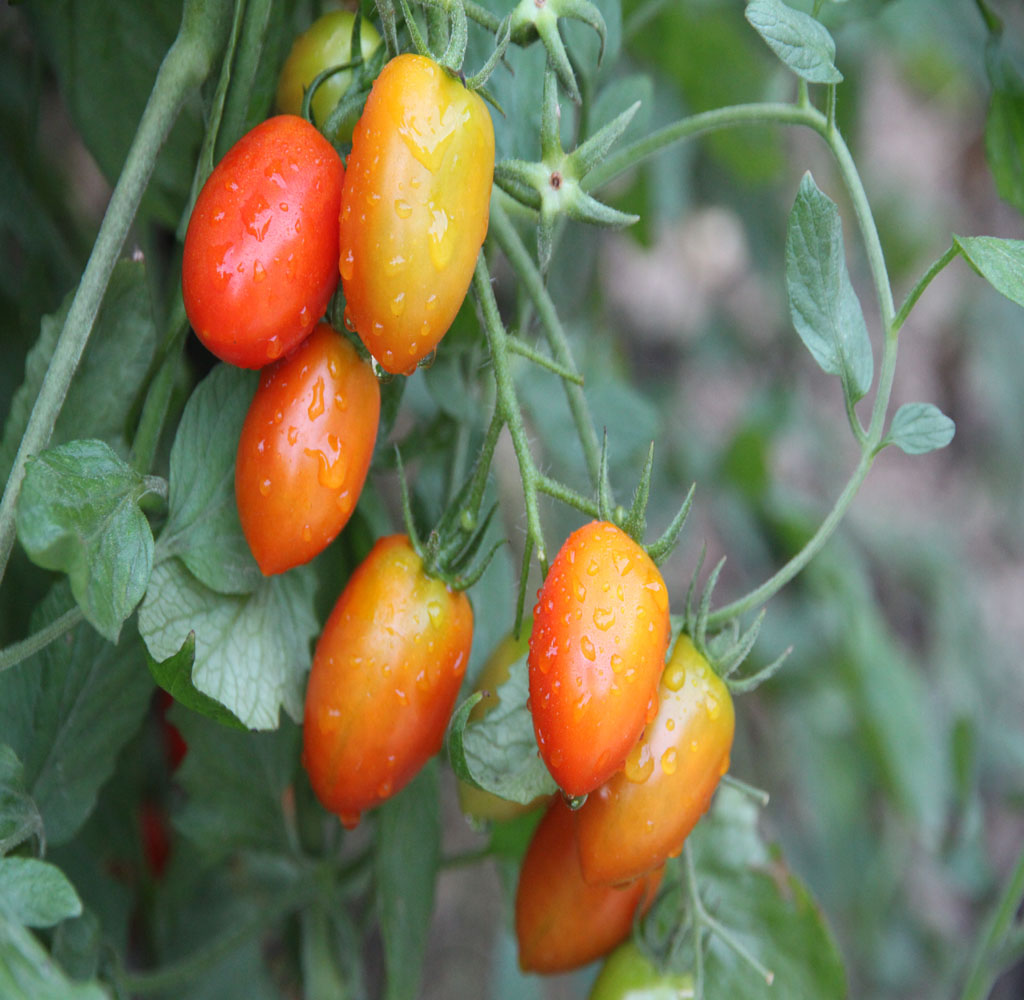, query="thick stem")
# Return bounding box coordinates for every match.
[0,0,231,588]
